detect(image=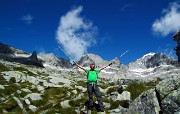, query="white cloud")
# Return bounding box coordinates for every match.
[21,14,33,24]
[152,1,180,36]
[56,6,97,61]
